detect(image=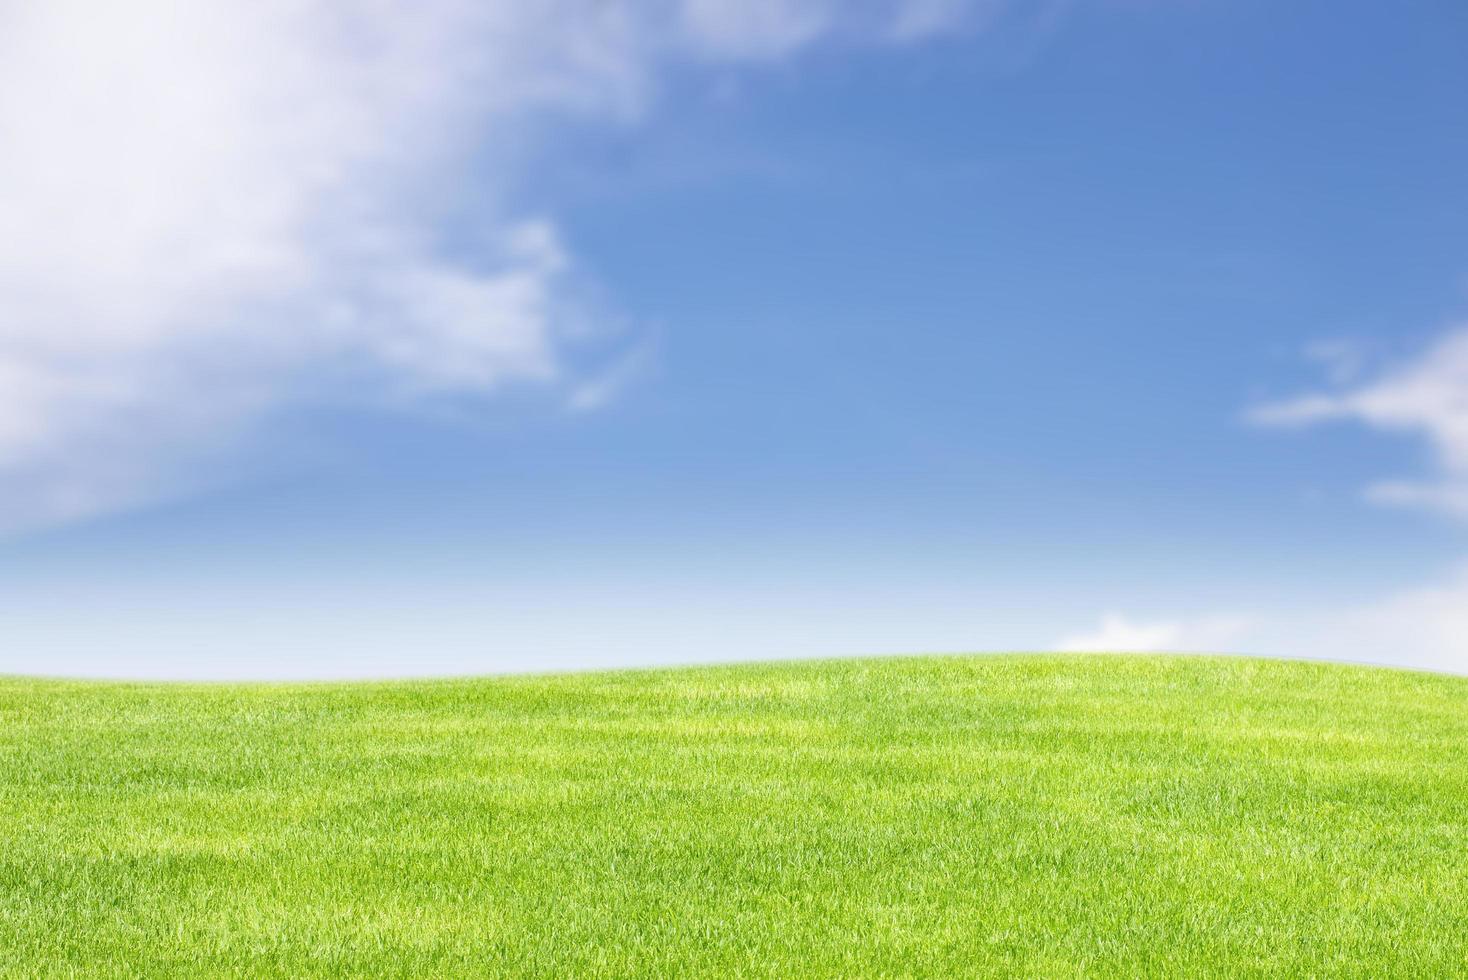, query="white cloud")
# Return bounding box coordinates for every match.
[0,0,985,530]
[1054,612,1248,653]
[1251,326,1468,521]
